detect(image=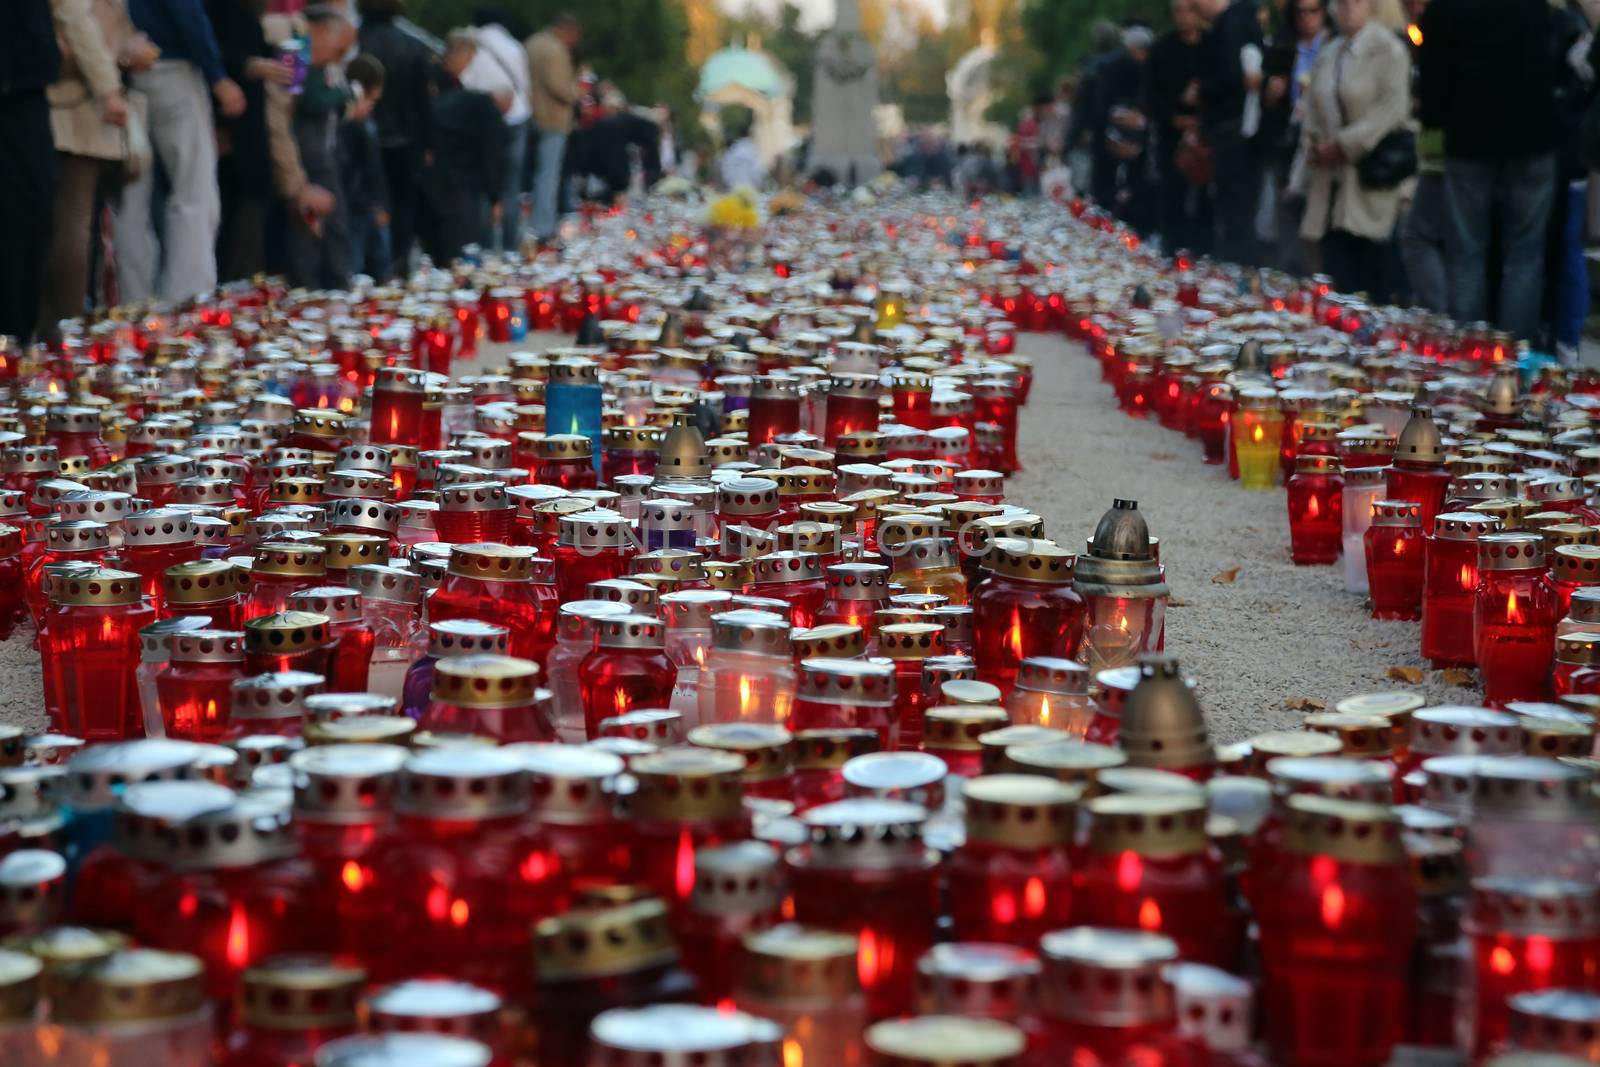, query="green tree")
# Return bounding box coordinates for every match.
[987,0,1166,123]
[720,1,820,125]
